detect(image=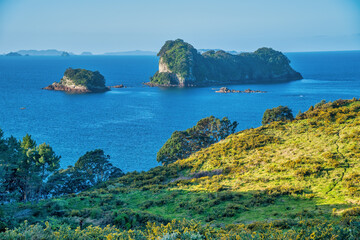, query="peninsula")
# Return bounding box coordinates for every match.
[43,68,110,93]
[146,39,303,87]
